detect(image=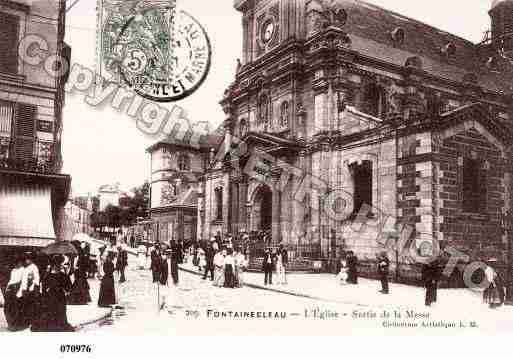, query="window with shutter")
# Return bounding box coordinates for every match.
[0,100,14,136]
[0,12,19,74]
[14,104,36,163]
